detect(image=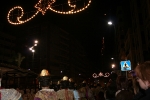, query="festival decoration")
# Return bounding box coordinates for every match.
[103,72,110,77]
[7,0,91,25]
[92,72,111,78]
[93,73,99,78]
[99,72,104,77]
